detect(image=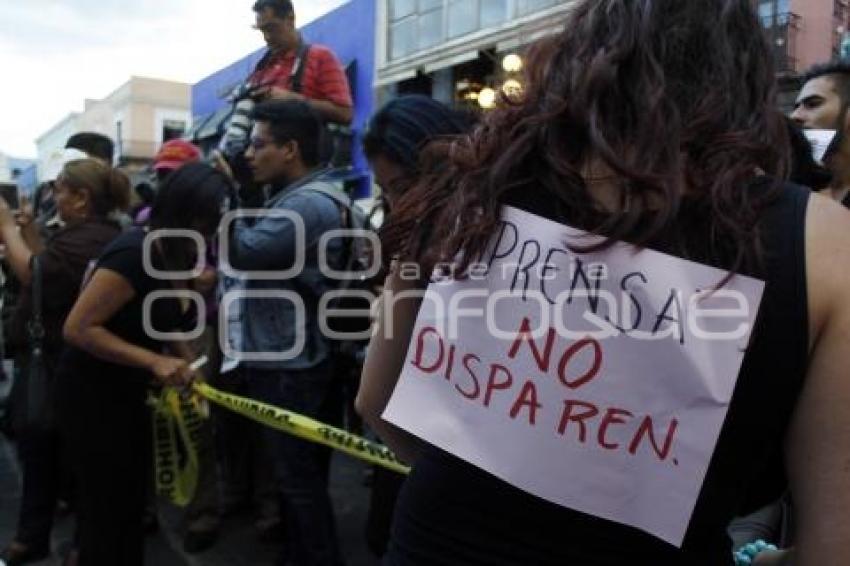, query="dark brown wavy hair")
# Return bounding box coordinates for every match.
[381,0,789,276]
